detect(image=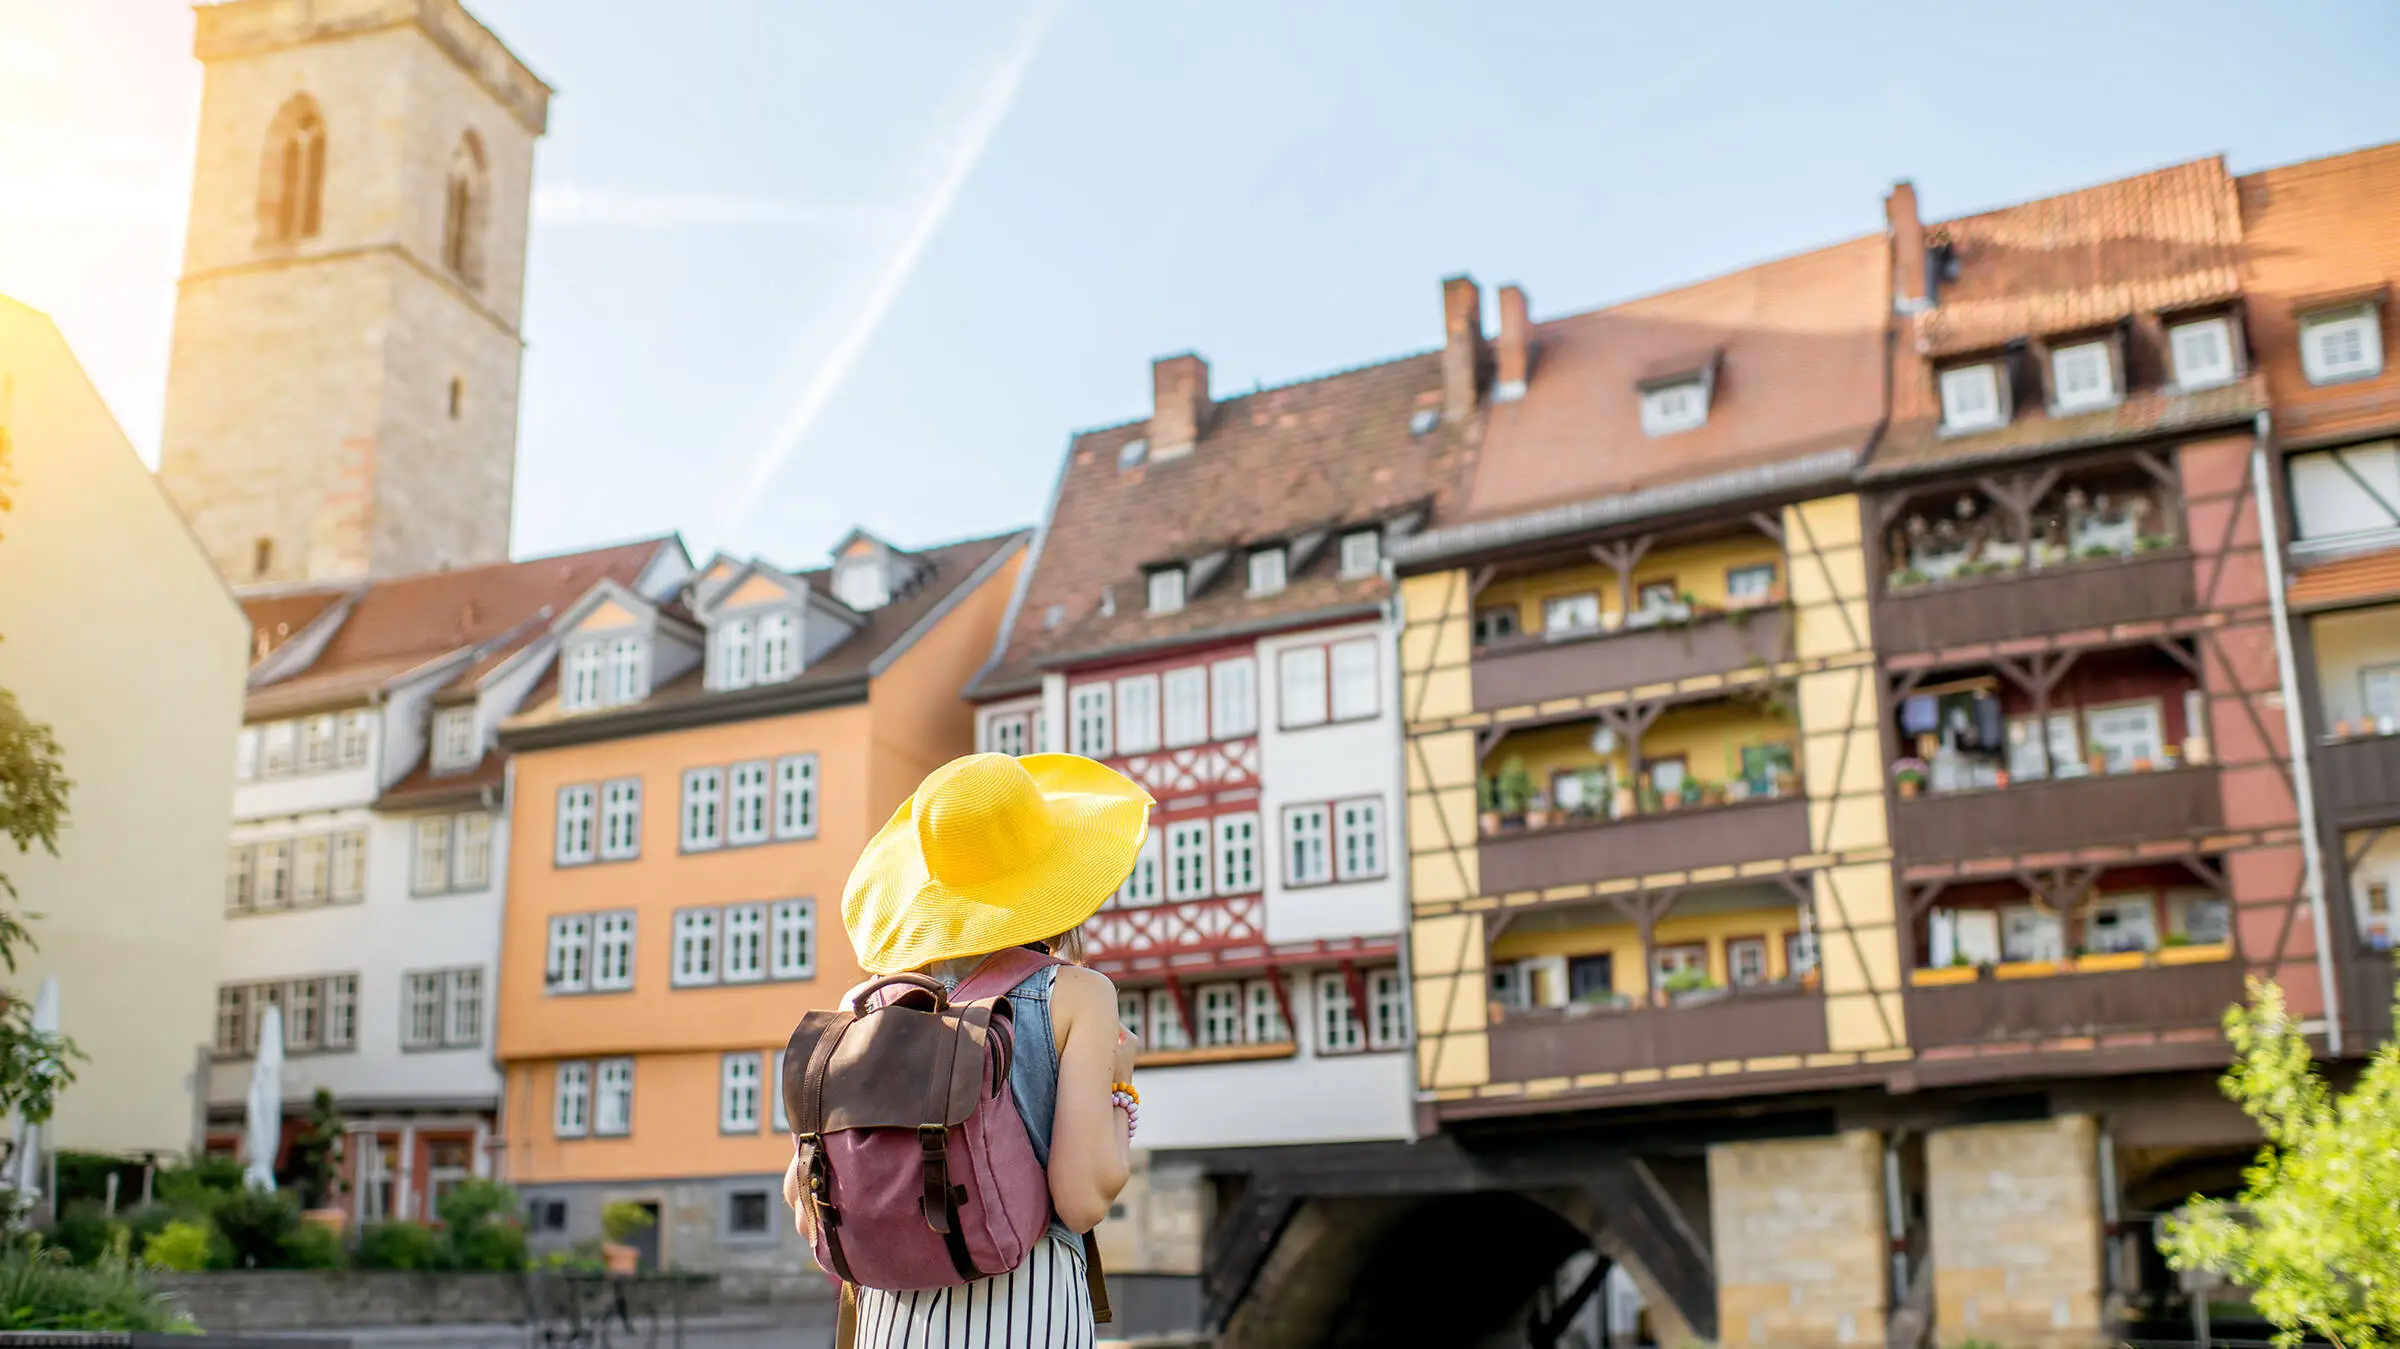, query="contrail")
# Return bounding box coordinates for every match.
[716,0,1066,545]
